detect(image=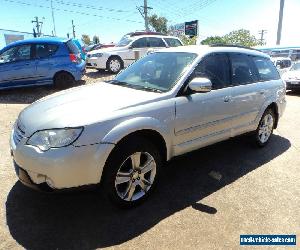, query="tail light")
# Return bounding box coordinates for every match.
[69,53,77,63]
[69,53,81,63]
